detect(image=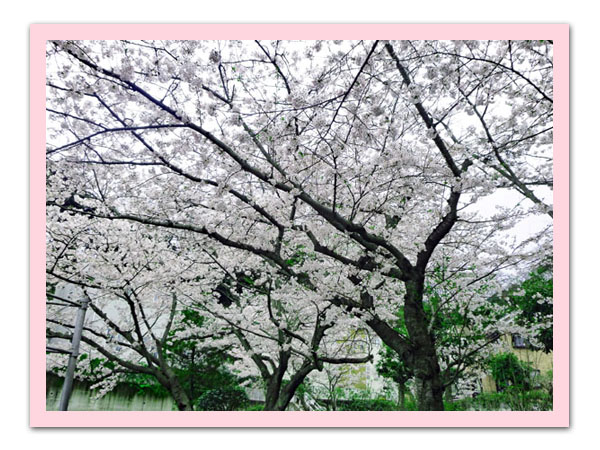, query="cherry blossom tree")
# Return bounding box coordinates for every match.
[175,248,373,411]
[45,213,224,410]
[46,196,373,411]
[46,39,553,410]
